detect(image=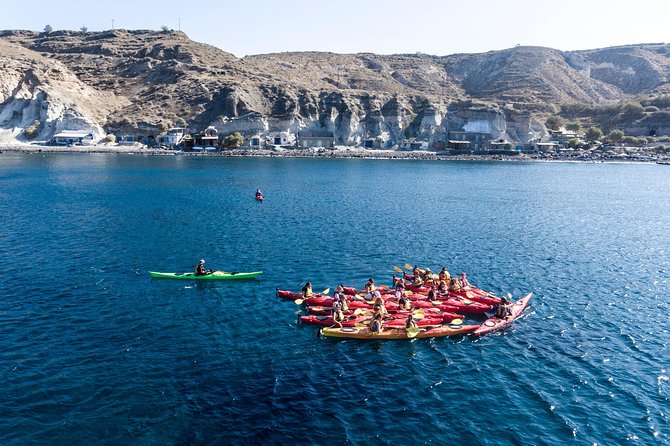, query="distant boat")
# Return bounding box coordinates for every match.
[255,193,264,202]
